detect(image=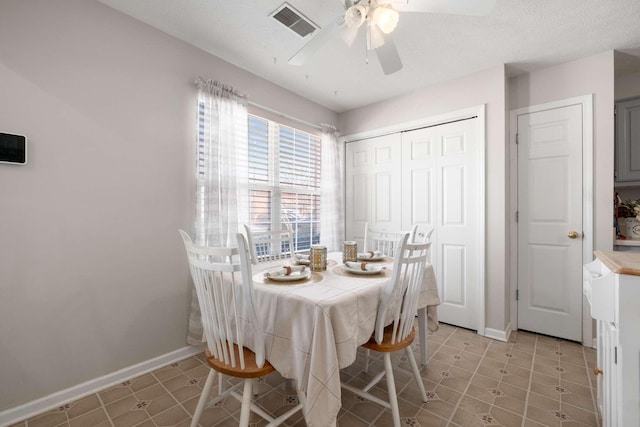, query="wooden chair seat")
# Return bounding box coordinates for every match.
[362,325,415,353]
[205,346,275,379]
